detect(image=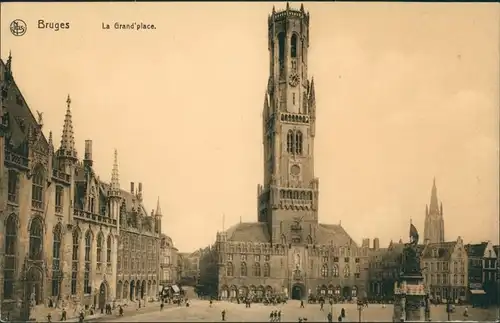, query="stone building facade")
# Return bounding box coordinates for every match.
[159,233,179,286]
[421,236,468,301]
[465,241,497,305]
[0,56,162,319]
[114,184,162,303]
[214,4,369,301]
